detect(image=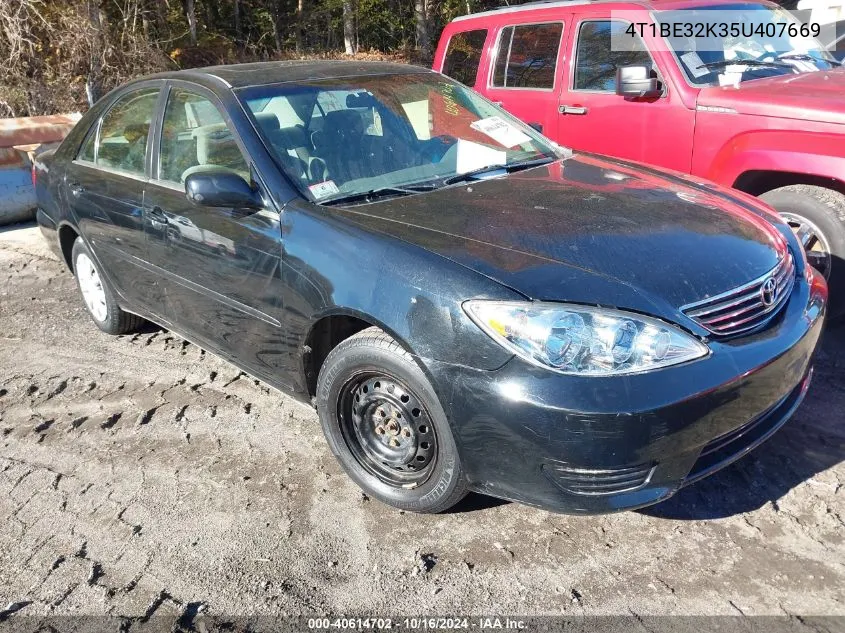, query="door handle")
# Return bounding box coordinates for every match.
[148,206,168,225]
[69,183,84,197]
[492,101,503,106]
[559,105,589,115]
